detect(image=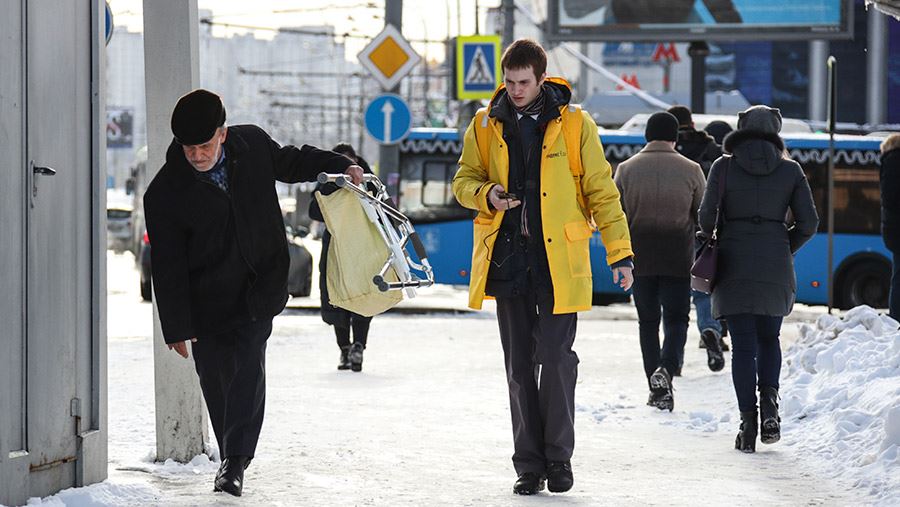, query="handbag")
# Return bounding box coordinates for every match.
[691,159,729,293]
